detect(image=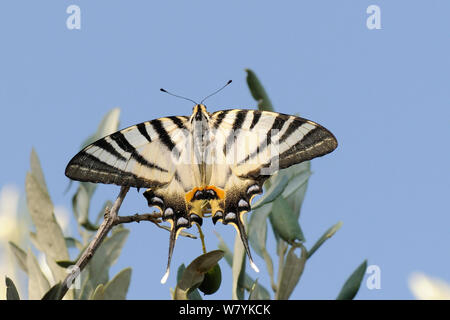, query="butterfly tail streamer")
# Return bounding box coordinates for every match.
[161,223,178,284]
[235,220,260,273]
